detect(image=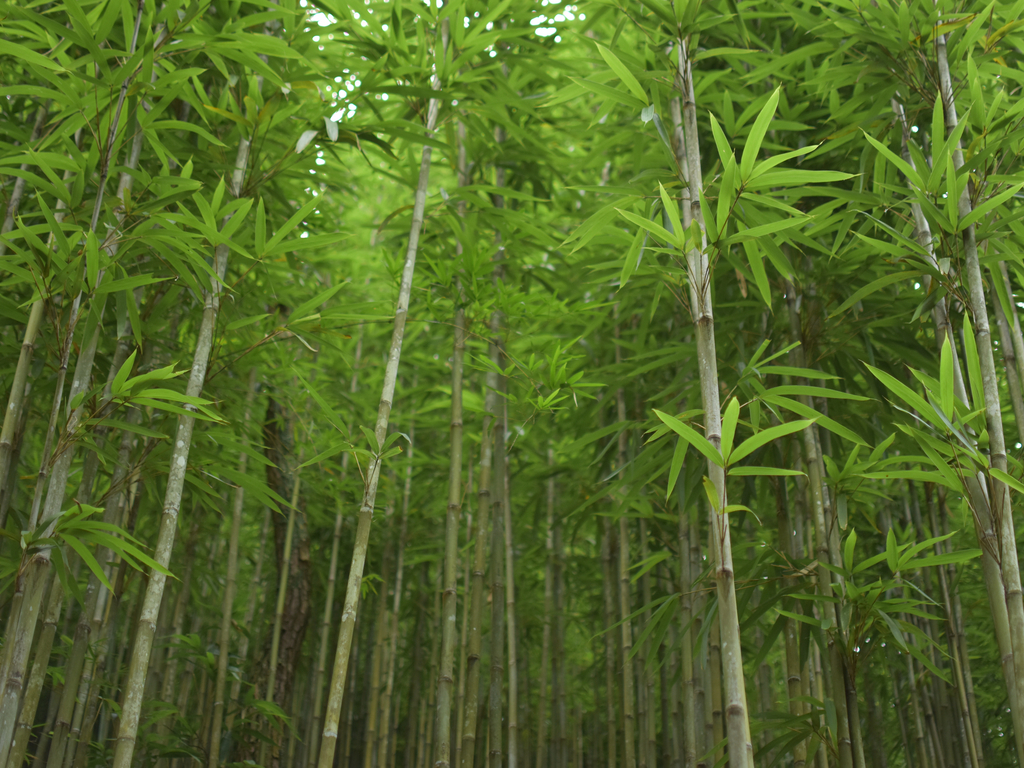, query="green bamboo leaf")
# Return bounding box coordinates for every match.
[720,397,740,461]
[886,529,899,574]
[962,315,985,413]
[831,272,918,317]
[940,336,954,420]
[666,436,687,501]
[61,533,114,592]
[595,44,648,106]
[112,350,138,397]
[729,419,814,465]
[617,208,678,247]
[727,466,806,477]
[654,410,723,468]
[865,364,944,430]
[740,88,780,179]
